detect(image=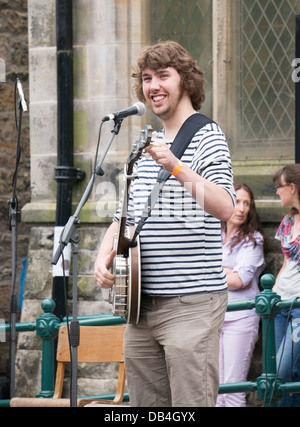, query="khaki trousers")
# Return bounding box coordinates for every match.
[124,291,228,407]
